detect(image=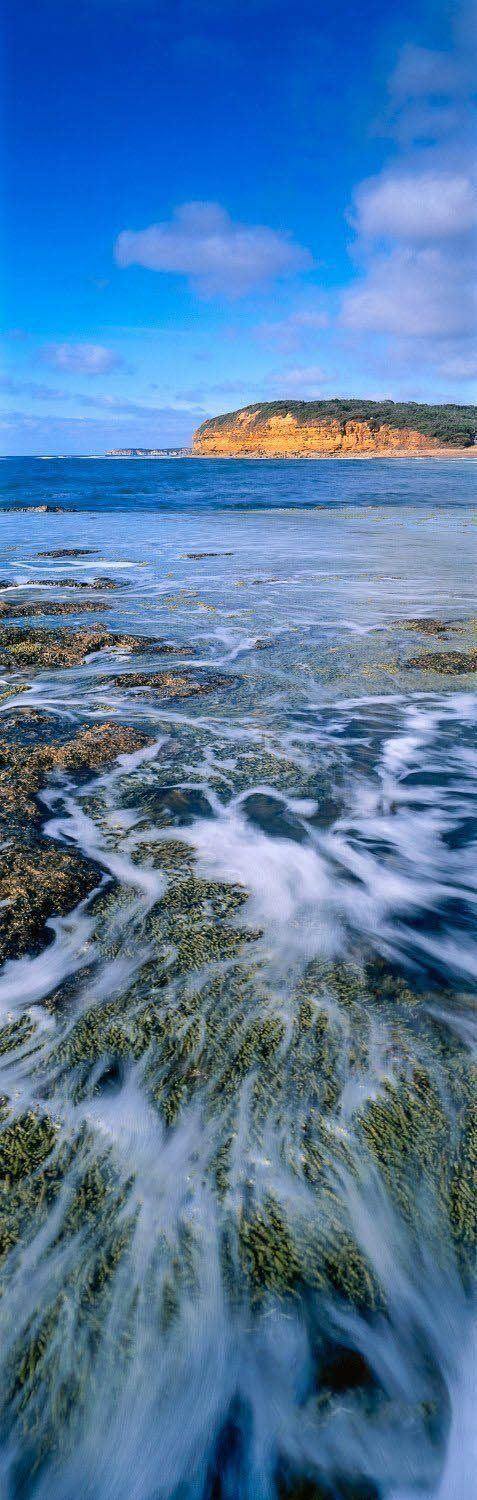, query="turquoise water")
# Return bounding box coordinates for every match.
[0,459,475,1500]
